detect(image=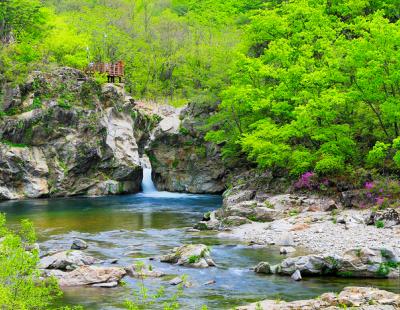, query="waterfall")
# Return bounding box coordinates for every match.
[142,168,157,193]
